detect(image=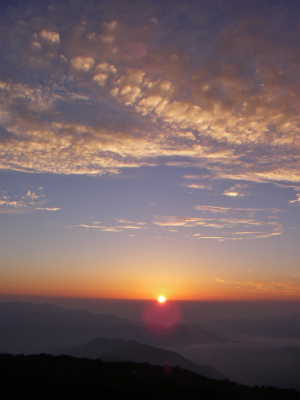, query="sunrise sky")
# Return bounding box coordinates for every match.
[0,0,299,301]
